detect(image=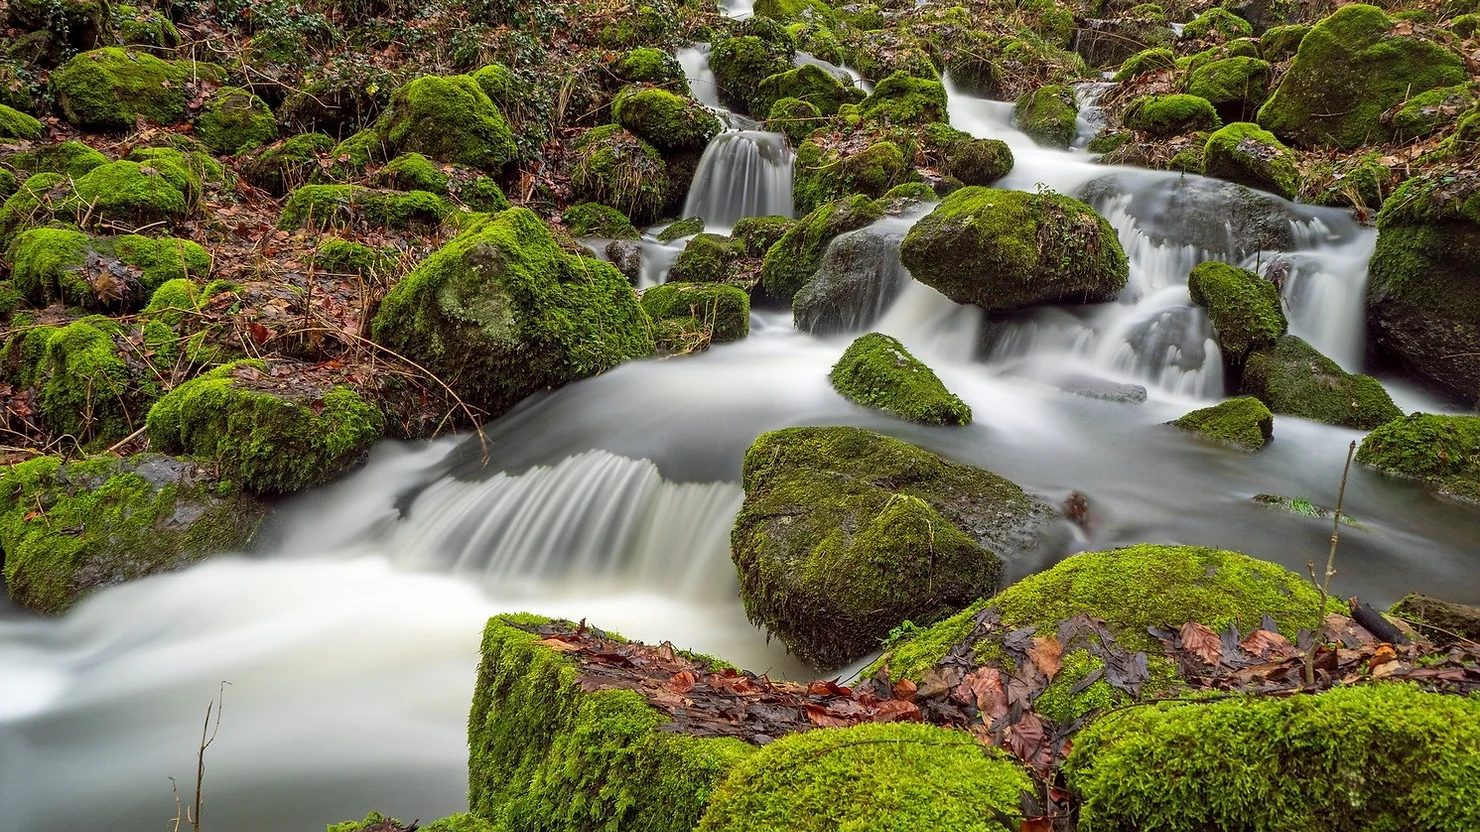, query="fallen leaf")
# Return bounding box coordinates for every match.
[1028,635,1063,680]
[1180,621,1223,666]
[535,637,583,653]
[871,699,921,723]
[1240,628,1296,660]
[669,670,697,693]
